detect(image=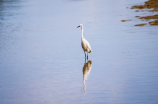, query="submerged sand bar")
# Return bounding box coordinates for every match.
[131,0,158,26]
